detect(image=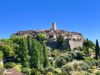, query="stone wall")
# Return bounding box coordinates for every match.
[69,40,83,50]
